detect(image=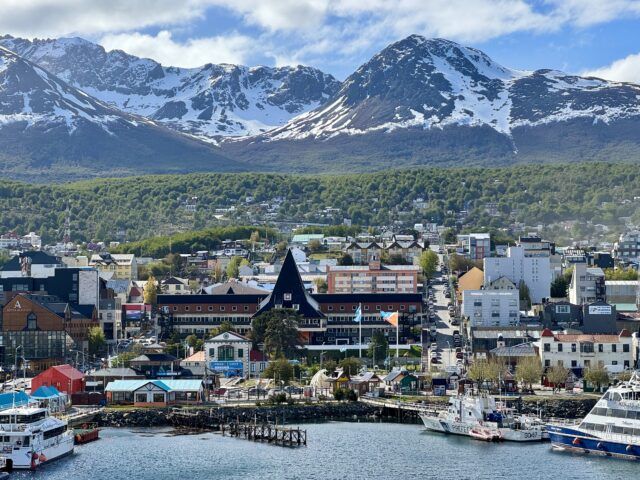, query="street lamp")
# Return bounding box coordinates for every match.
[446,340,452,366]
